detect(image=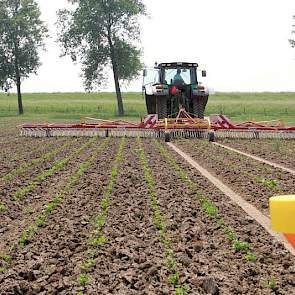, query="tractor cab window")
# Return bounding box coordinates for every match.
[143,68,160,86]
[164,68,192,85]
